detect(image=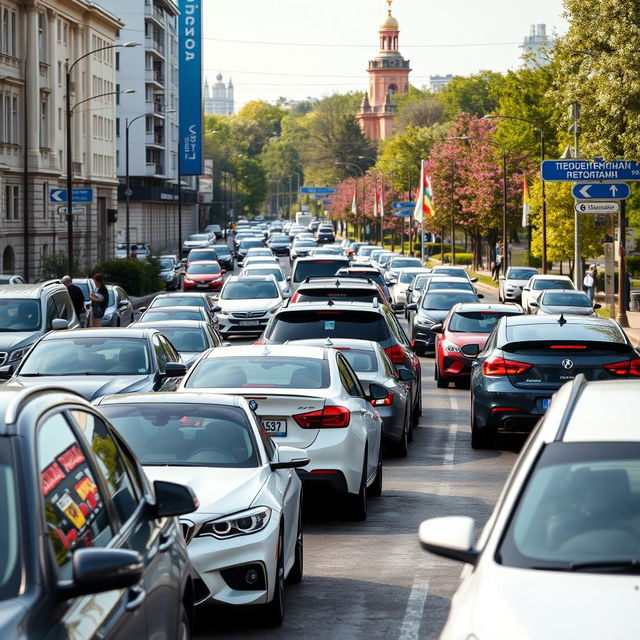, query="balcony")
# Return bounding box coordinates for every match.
[144,2,165,26]
[145,68,165,87]
[145,35,165,57]
[145,131,165,147]
[145,162,165,176]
